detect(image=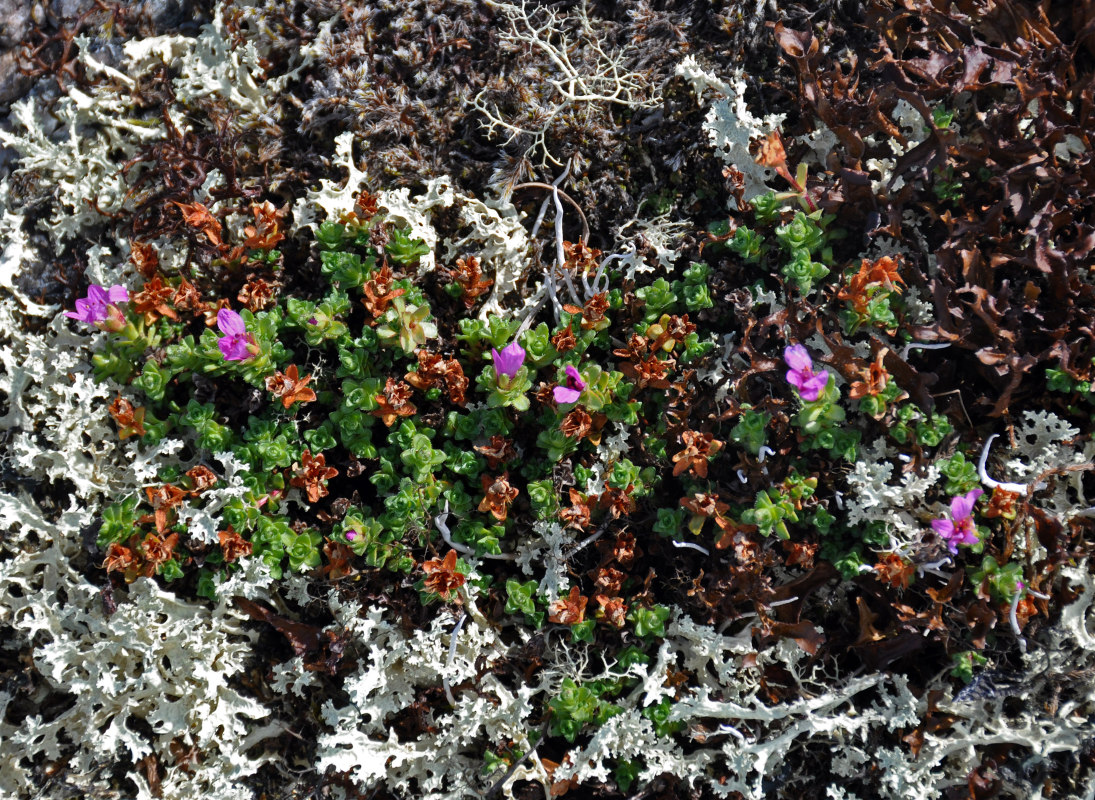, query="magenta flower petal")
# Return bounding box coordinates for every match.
[783,344,813,373]
[950,489,983,520]
[564,365,586,391]
[219,335,255,361]
[85,284,108,306]
[107,285,129,303]
[492,341,526,379]
[553,386,582,404]
[799,371,830,401]
[66,284,127,324]
[553,364,587,404]
[217,308,246,337]
[931,518,955,538]
[931,518,959,553]
[65,298,94,322]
